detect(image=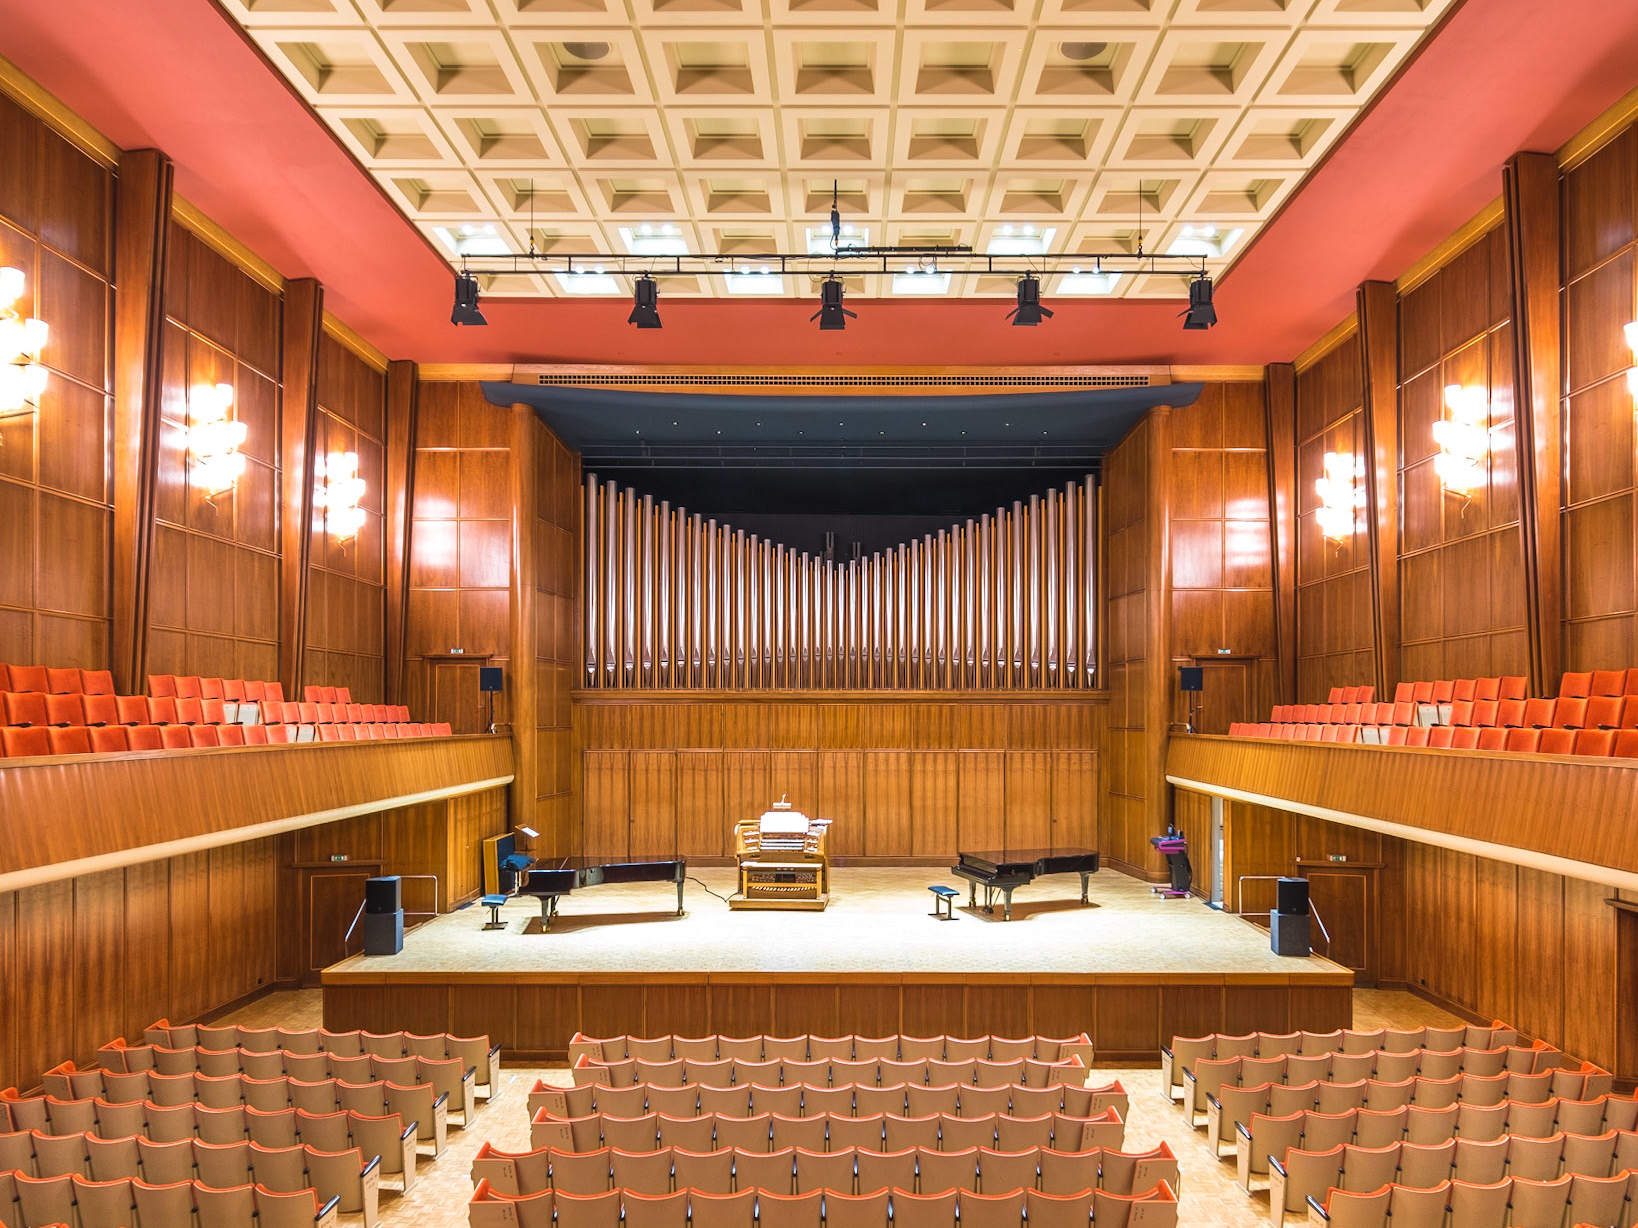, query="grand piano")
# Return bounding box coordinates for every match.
[519,859,686,930]
[952,848,1100,921]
